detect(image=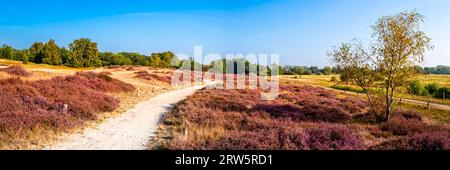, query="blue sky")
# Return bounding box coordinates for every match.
[0,0,449,66]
